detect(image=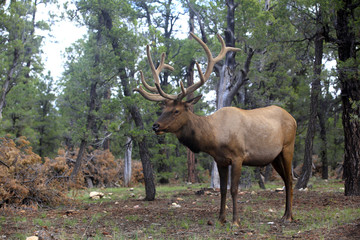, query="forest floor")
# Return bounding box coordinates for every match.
[1,179,360,239]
